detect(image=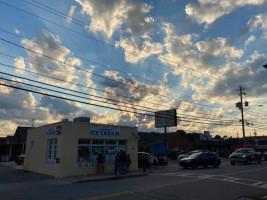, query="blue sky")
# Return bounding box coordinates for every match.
[0,0,267,137]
